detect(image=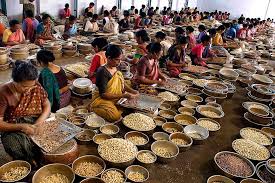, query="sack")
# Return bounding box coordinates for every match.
[103,19,119,34]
